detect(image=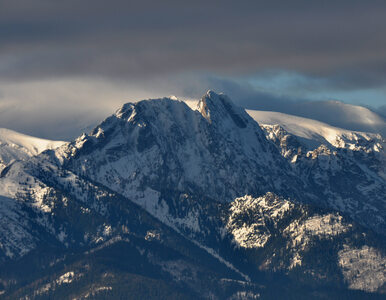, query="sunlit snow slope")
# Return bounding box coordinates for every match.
[0,128,66,172]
